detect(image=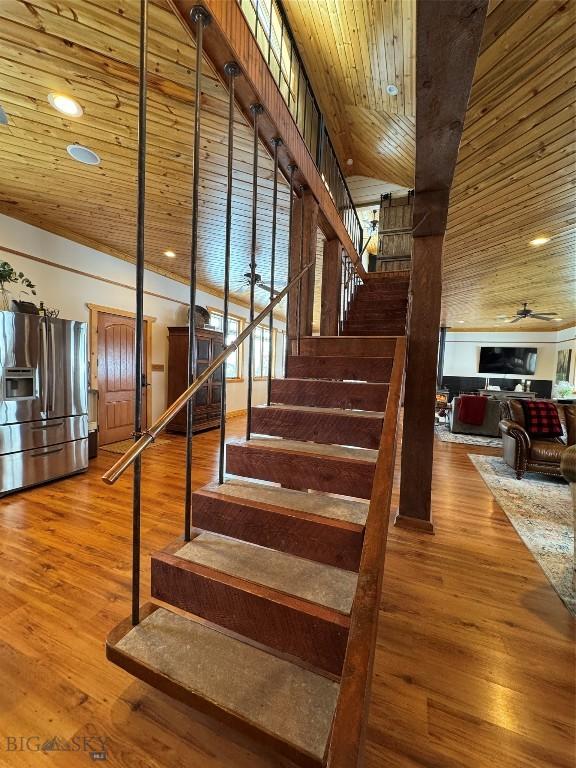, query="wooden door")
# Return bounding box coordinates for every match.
[97,312,148,445]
